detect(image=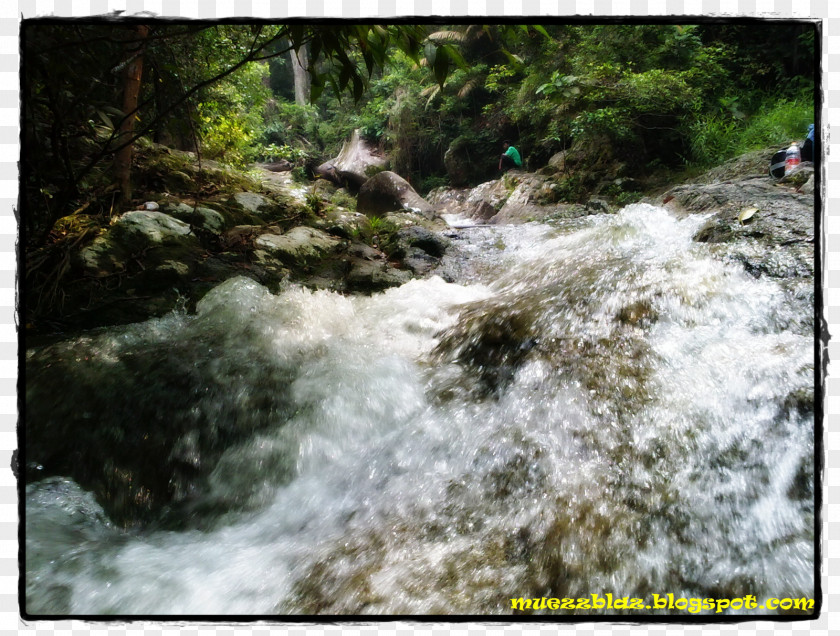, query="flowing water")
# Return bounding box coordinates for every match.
[24,204,815,616]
